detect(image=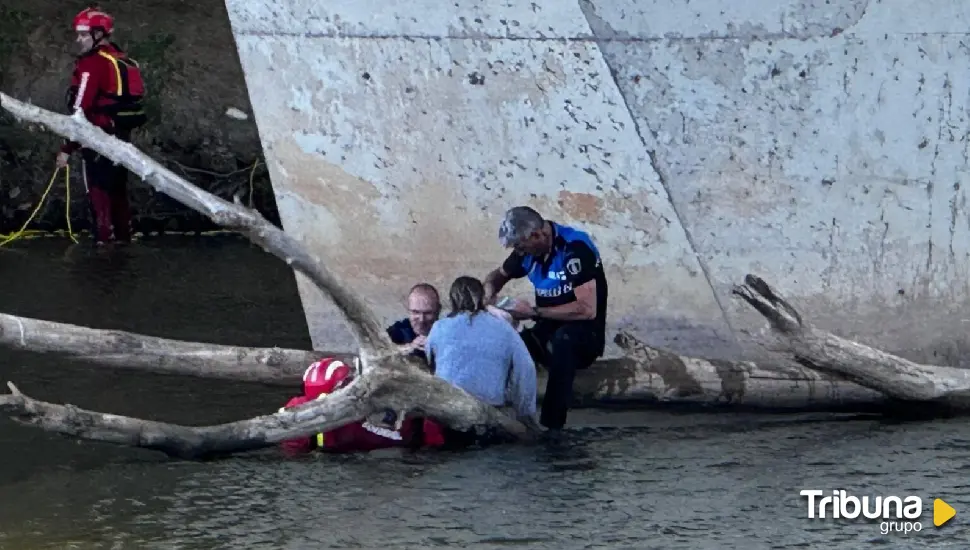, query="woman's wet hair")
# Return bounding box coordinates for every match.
[448,276,486,320]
